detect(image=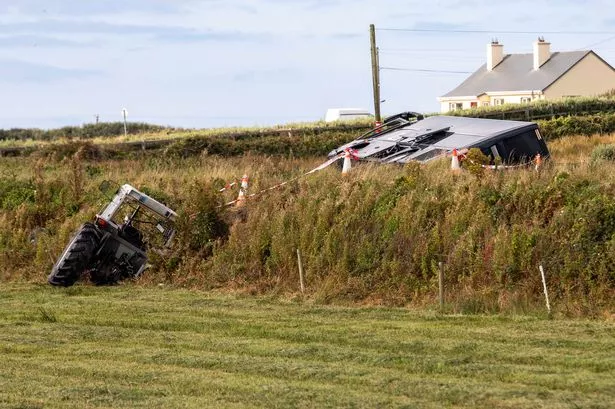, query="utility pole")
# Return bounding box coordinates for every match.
[369,24,381,124]
[94,114,99,124]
